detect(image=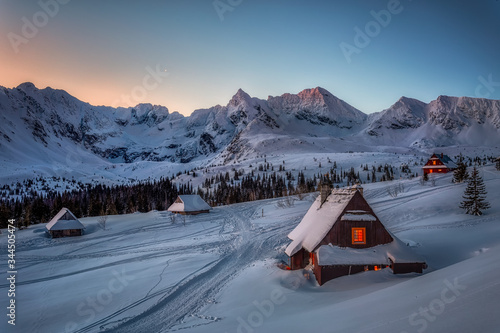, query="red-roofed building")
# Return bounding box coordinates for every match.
[423,153,457,175]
